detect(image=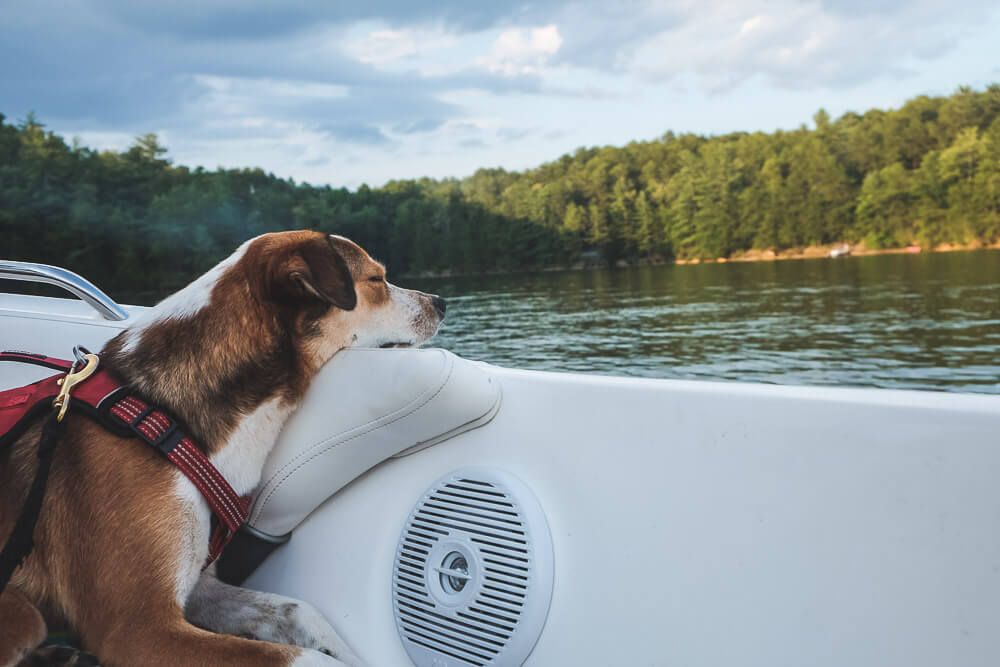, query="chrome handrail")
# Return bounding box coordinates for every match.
[0,260,129,321]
